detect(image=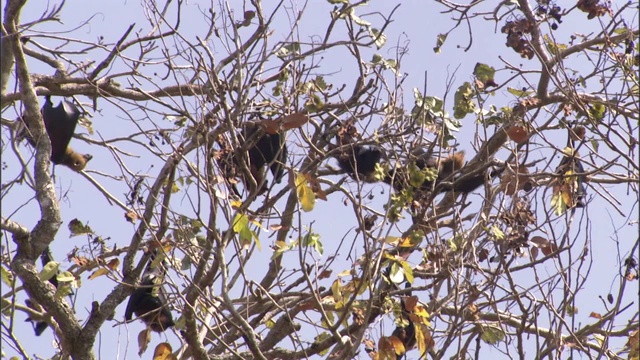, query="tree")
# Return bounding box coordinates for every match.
[1,0,638,359]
